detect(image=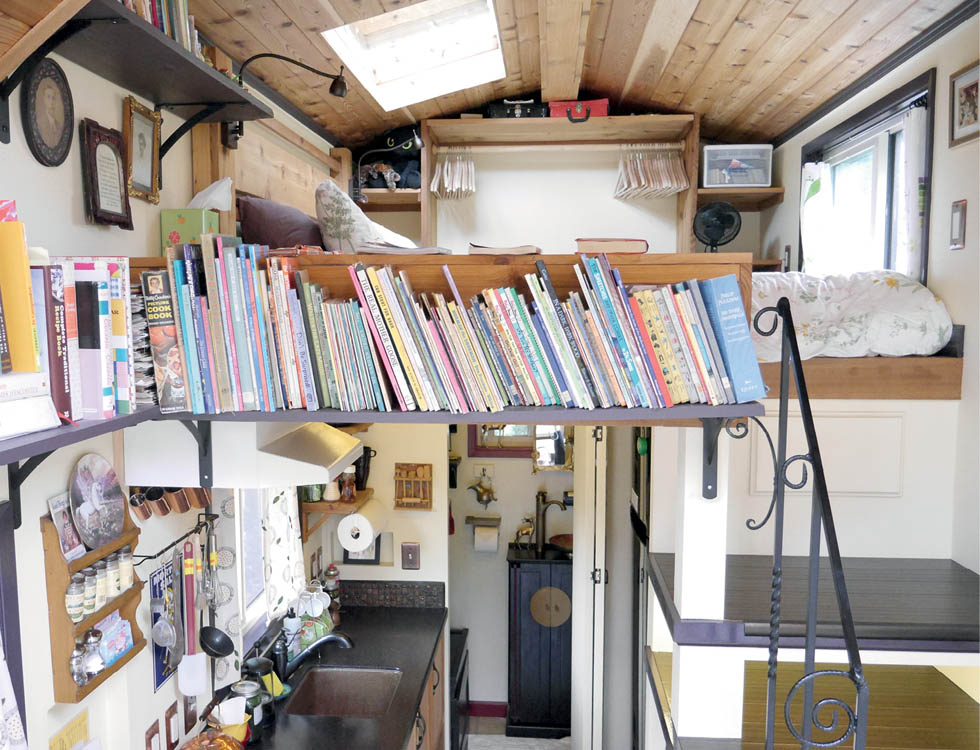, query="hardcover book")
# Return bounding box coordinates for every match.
[0,221,40,373]
[0,285,11,374]
[698,275,766,403]
[31,266,71,420]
